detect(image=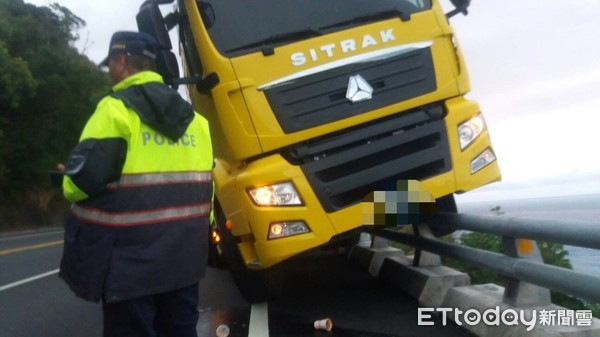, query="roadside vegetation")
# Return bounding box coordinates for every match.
[0,0,110,231]
[442,231,600,318]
